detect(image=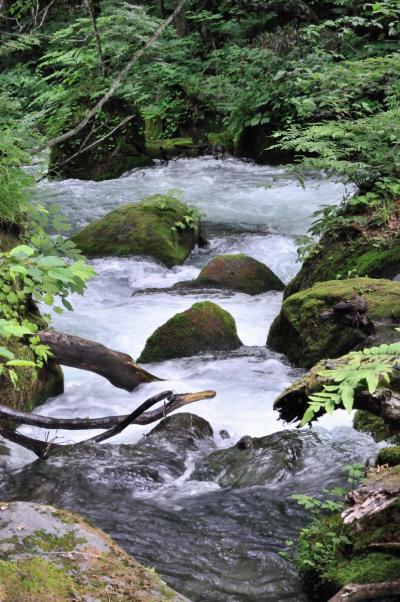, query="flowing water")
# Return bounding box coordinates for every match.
[0,157,377,601]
